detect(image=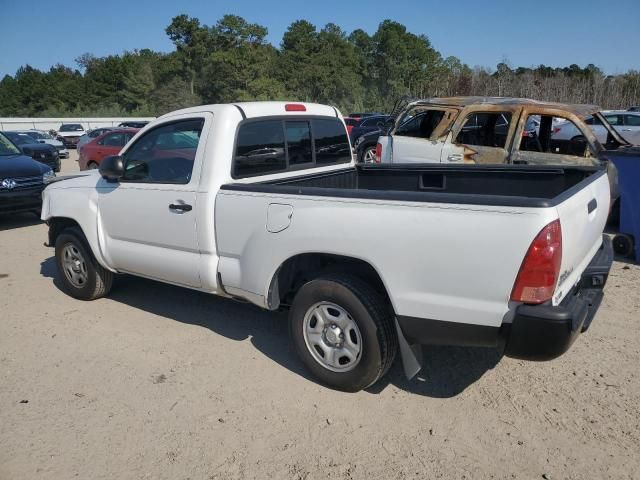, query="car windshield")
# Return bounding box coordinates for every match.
[59,124,83,132]
[4,132,33,146]
[0,133,21,155]
[26,131,51,140]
